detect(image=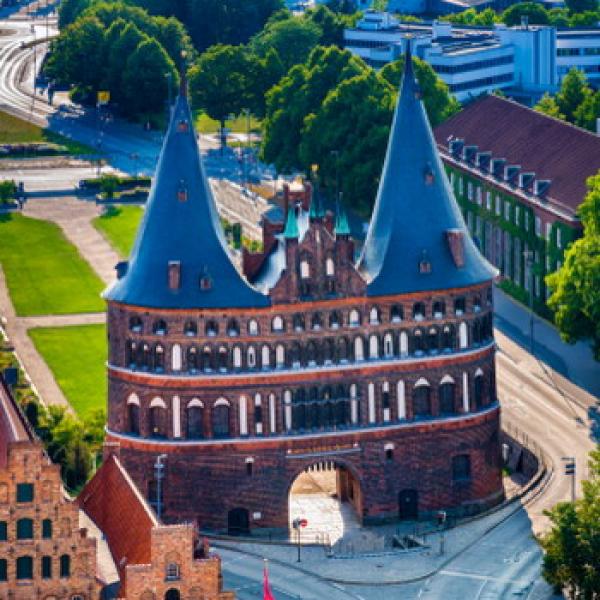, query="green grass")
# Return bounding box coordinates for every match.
[92,205,143,258]
[0,110,94,154]
[0,213,105,316]
[29,324,107,416]
[194,110,261,134]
